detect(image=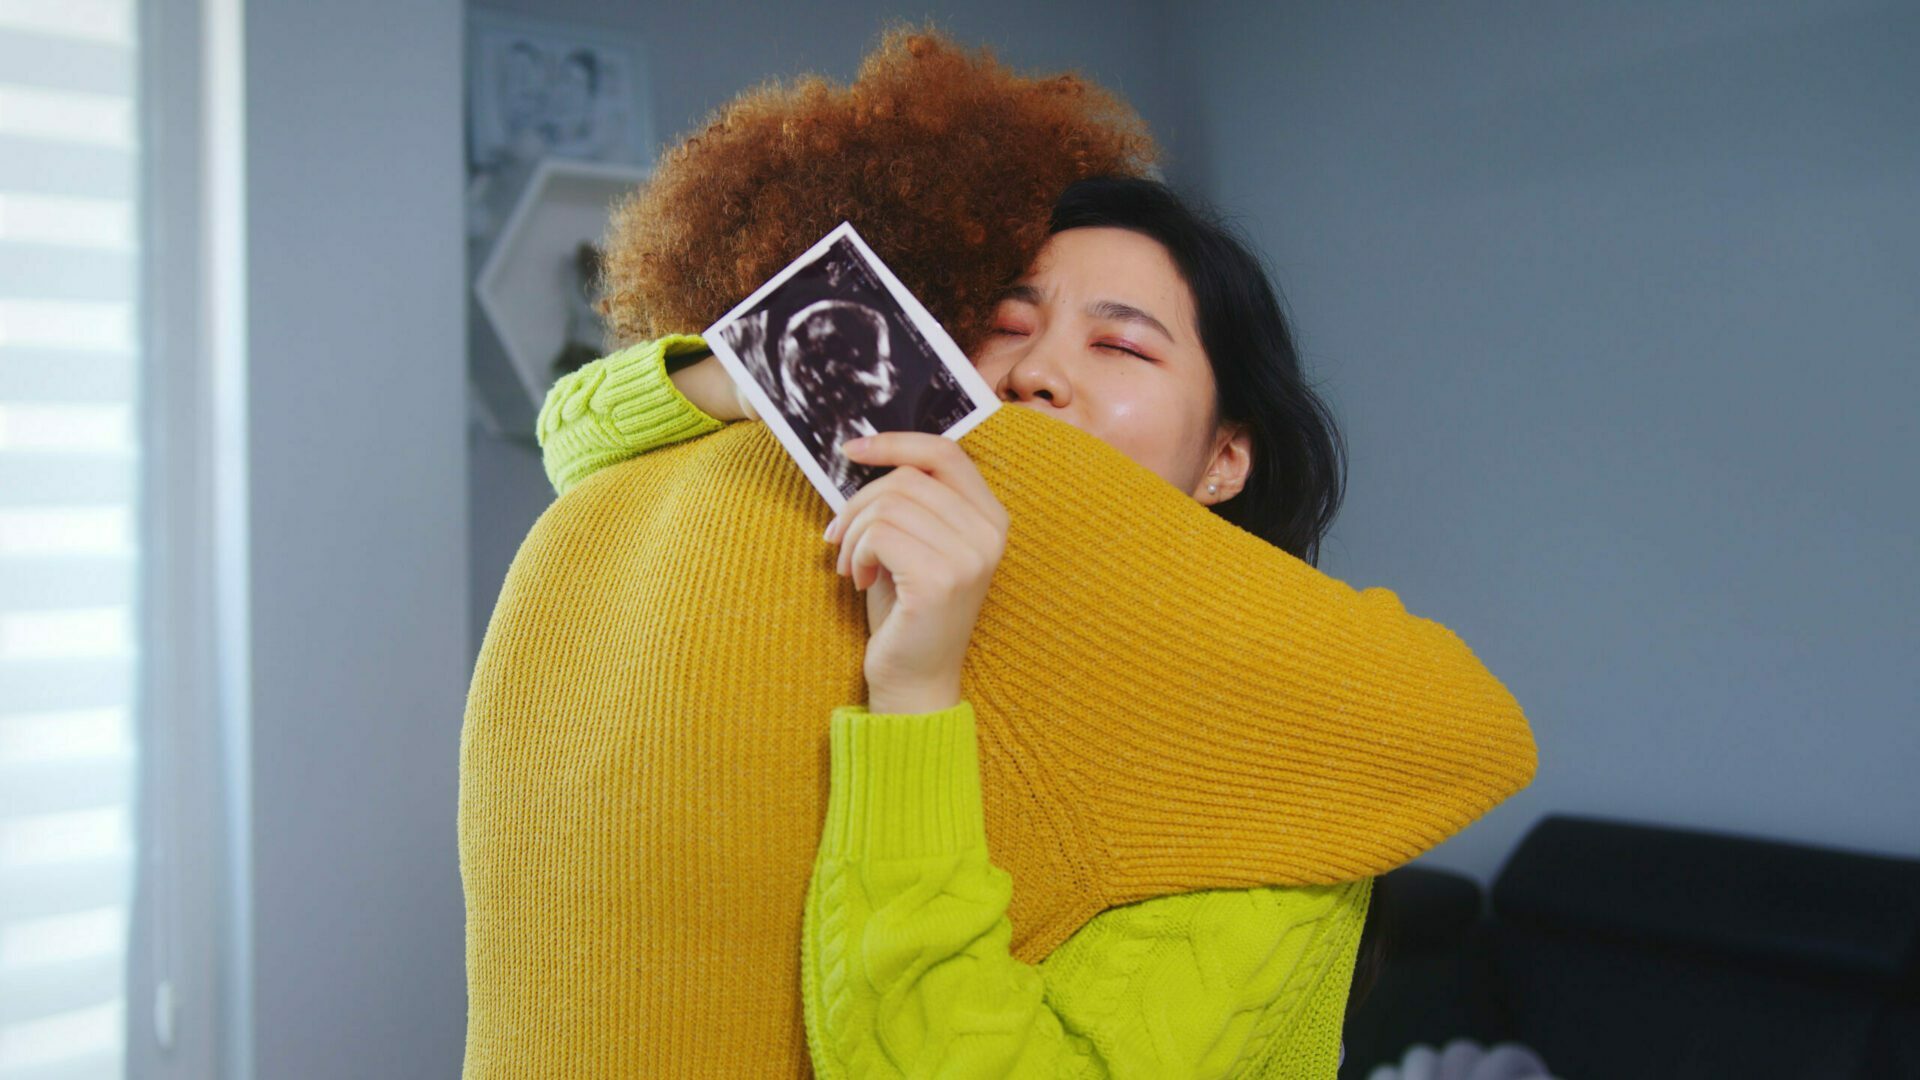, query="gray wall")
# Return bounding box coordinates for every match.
[243,0,468,1074]
[466,0,1206,653]
[1188,1,1920,881]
